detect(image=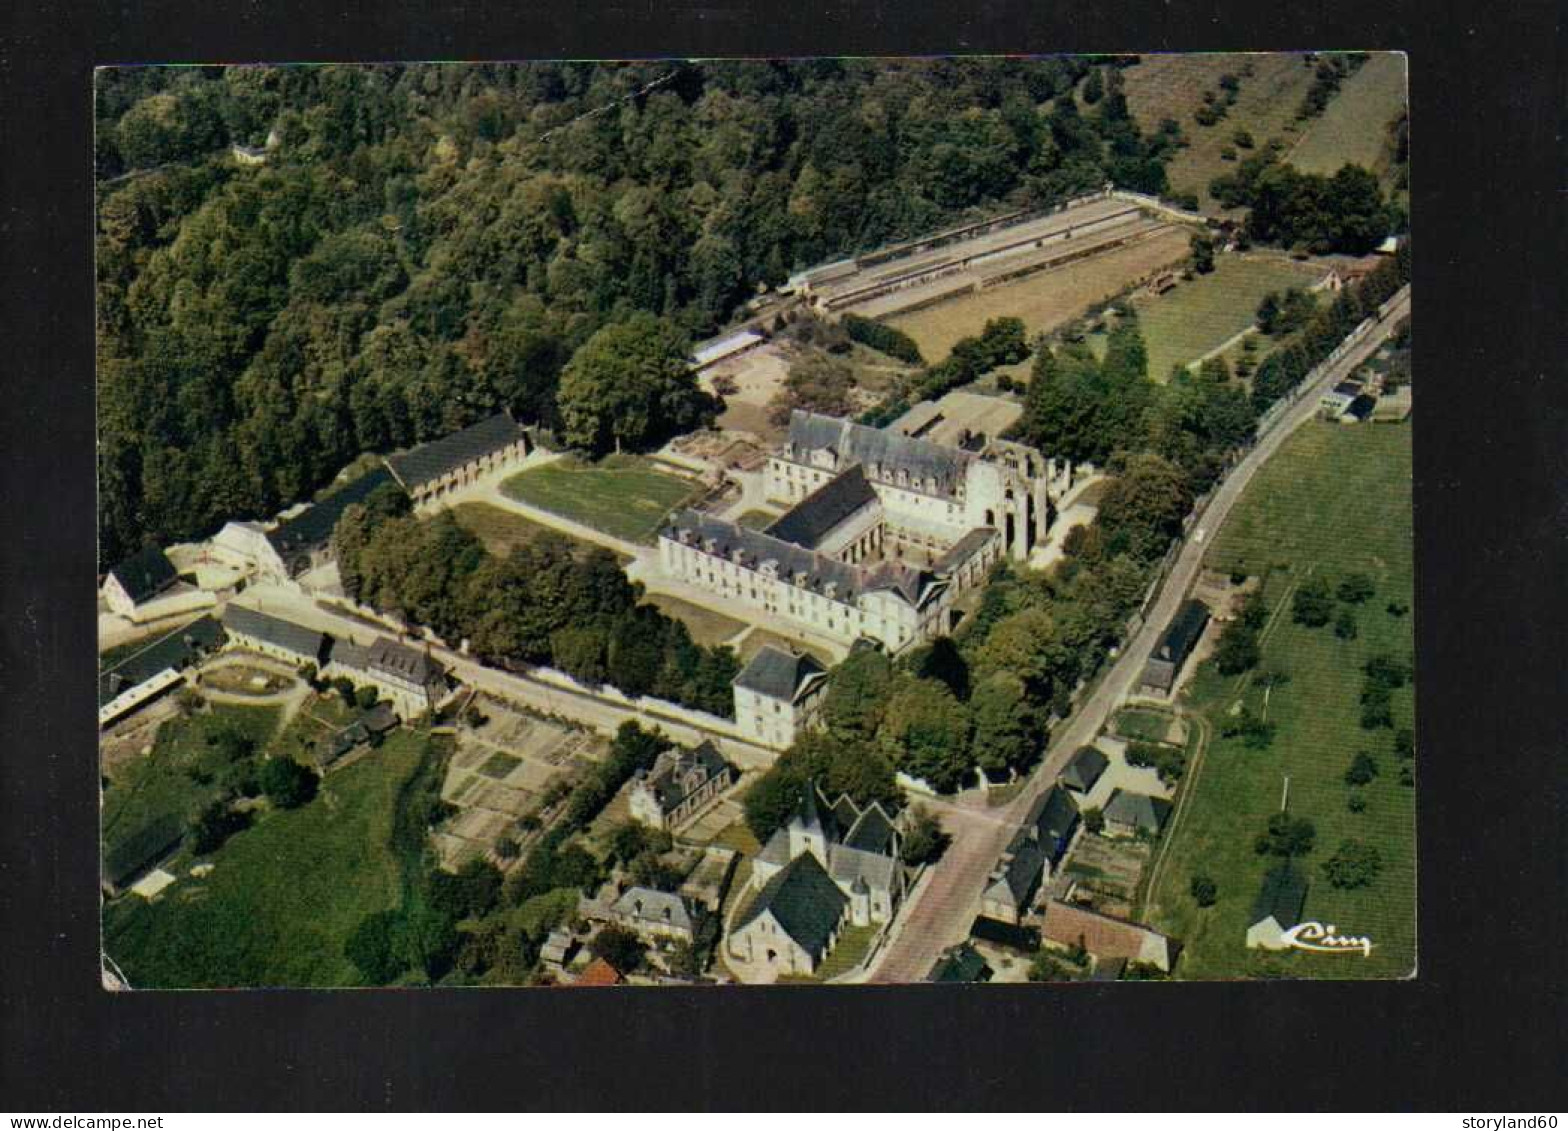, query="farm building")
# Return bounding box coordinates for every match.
[1246,864,1310,950]
[1040,901,1175,972]
[221,605,330,670]
[101,547,179,617]
[1102,790,1173,839]
[1141,598,1211,694]
[384,412,531,506]
[262,467,401,578]
[731,645,829,751]
[324,635,449,719]
[98,614,227,728]
[691,329,764,371]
